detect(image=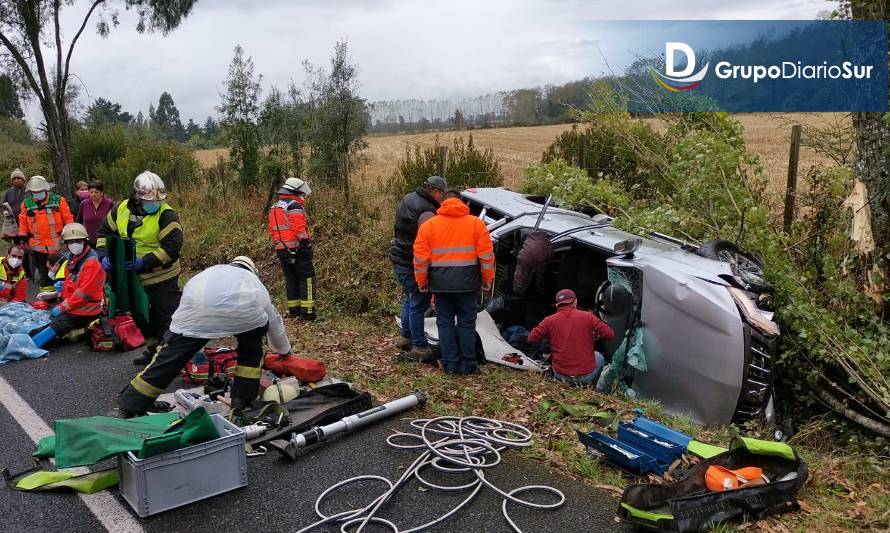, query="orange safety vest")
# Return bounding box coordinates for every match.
[413,198,495,292]
[19,194,74,254]
[59,248,106,316]
[268,194,310,250]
